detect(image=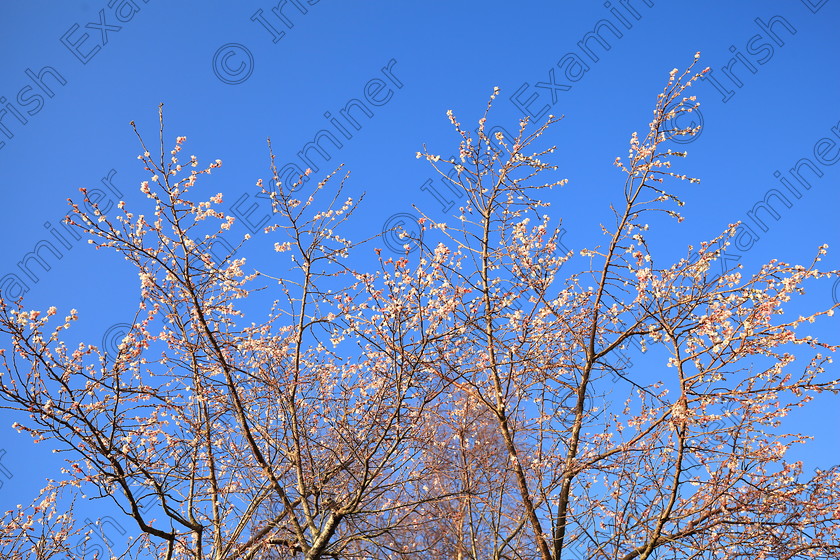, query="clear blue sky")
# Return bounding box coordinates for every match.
[1,0,837,549]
